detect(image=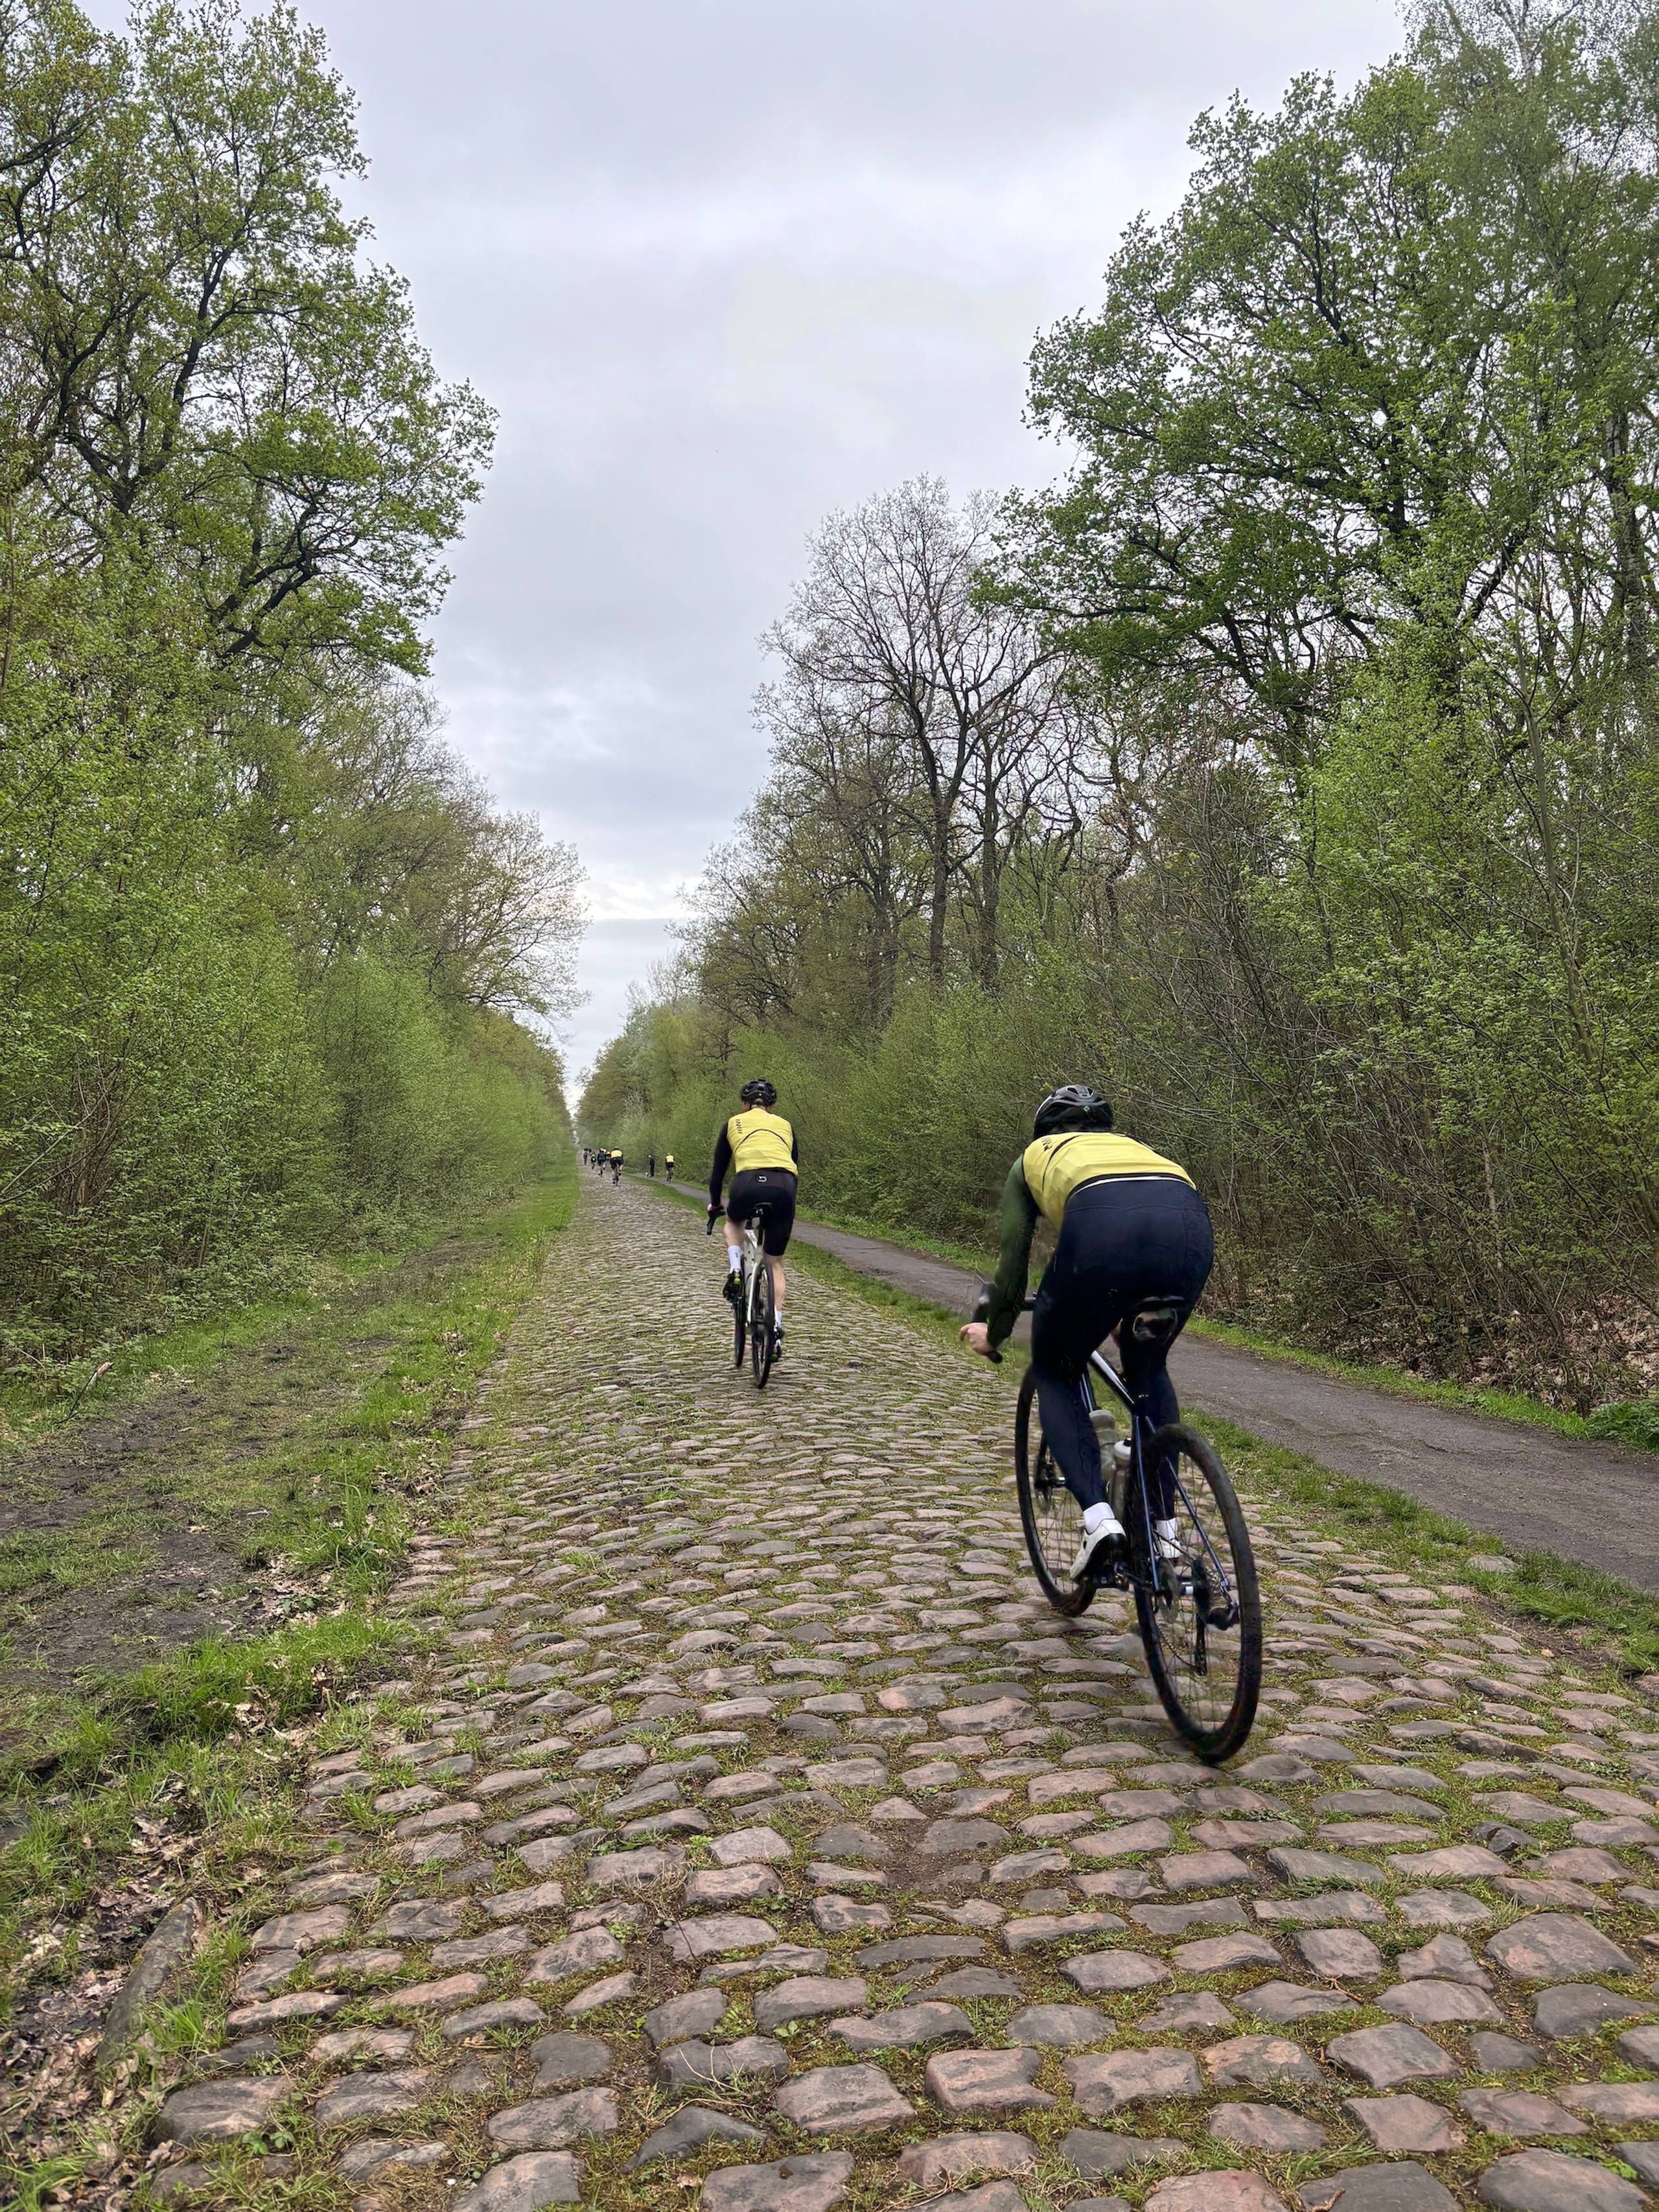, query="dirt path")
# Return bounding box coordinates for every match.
[0,1232,491,1722]
[666,1191,1659,1598]
[128,1174,1659,2212]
